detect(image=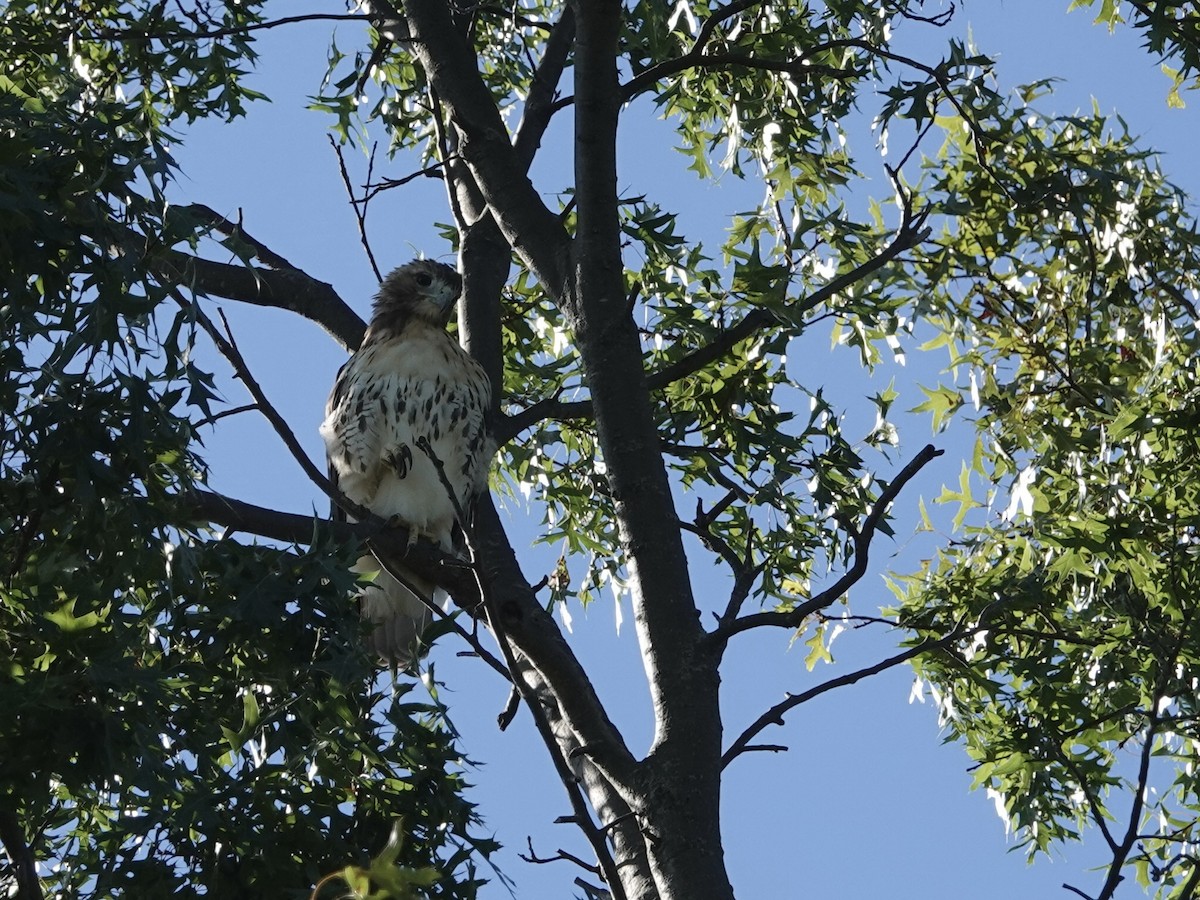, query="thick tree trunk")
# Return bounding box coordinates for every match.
[634,655,730,899]
[568,3,734,898]
[401,1,737,895]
